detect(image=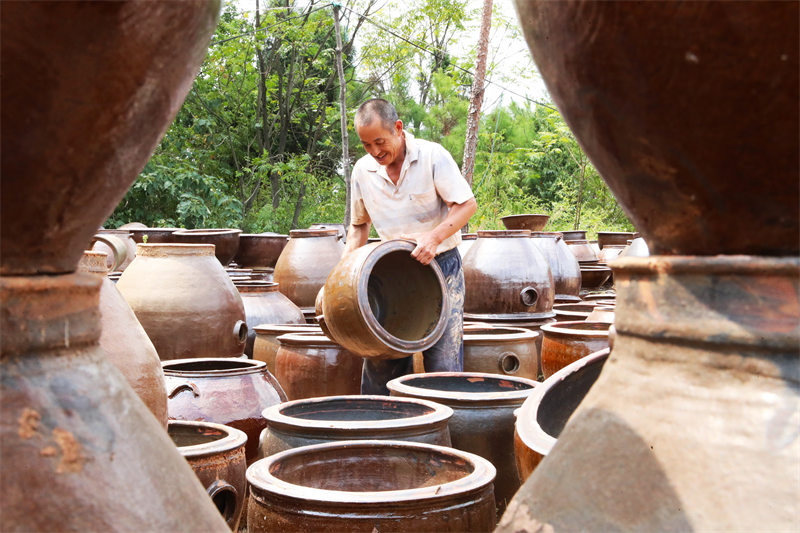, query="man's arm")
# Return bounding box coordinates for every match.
[344,221,370,255]
[409,197,477,265]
